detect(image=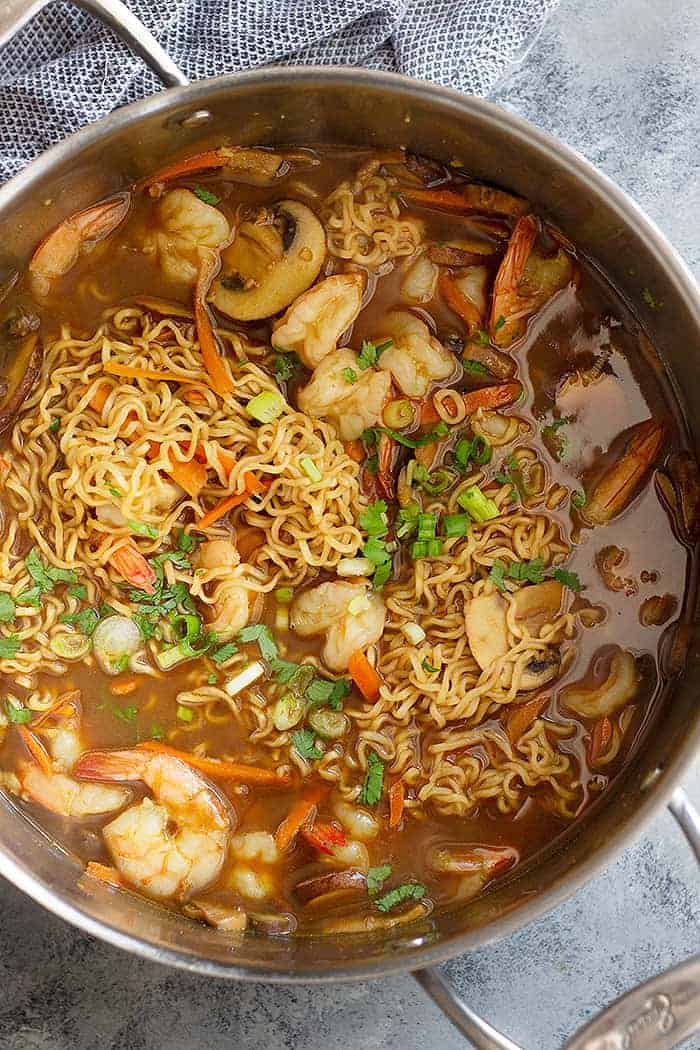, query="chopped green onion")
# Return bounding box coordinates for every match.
[206,673,218,685]
[337,557,374,577]
[419,467,456,496]
[443,513,470,538]
[0,594,15,623]
[457,485,500,522]
[494,315,506,330]
[300,456,322,482]
[396,502,420,539]
[0,635,21,659]
[308,706,347,740]
[155,640,198,670]
[454,435,492,469]
[224,660,265,697]
[149,723,165,740]
[6,701,31,724]
[176,705,194,723]
[474,329,490,347]
[422,657,439,673]
[382,398,415,430]
[410,540,429,560]
[417,513,437,541]
[462,358,490,376]
[275,587,294,604]
[379,422,449,449]
[49,417,60,432]
[246,390,285,423]
[425,538,443,557]
[49,633,92,660]
[112,703,138,723]
[271,692,305,731]
[402,622,426,645]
